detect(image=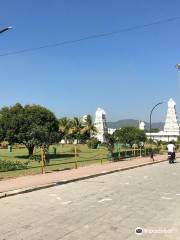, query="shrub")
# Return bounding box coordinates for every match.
[0,141,8,149]
[159,149,164,155]
[87,138,99,149]
[176,145,180,153]
[0,159,29,172]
